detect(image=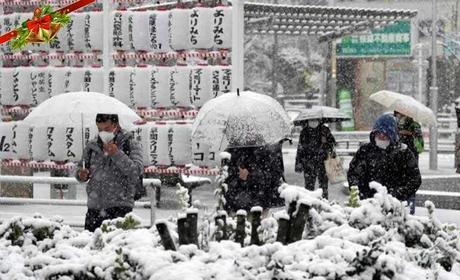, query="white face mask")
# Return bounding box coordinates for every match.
[99,131,115,144]
[375,138,390,149]
[308,121,319,128]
